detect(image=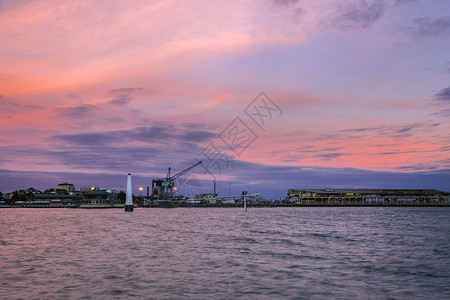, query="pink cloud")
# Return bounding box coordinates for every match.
[1,0,449,192]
